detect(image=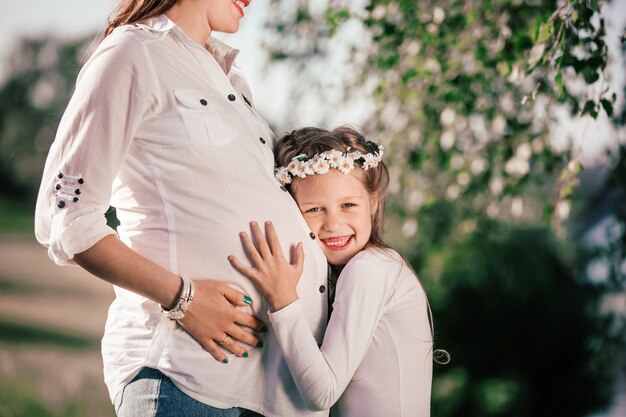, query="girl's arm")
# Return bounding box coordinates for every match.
[229,222,392,410]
